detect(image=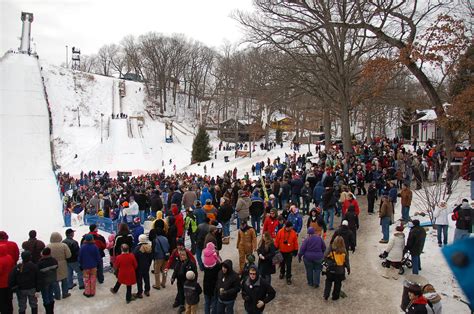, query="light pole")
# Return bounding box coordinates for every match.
[65,45,68,68]
[100,113,104,143]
